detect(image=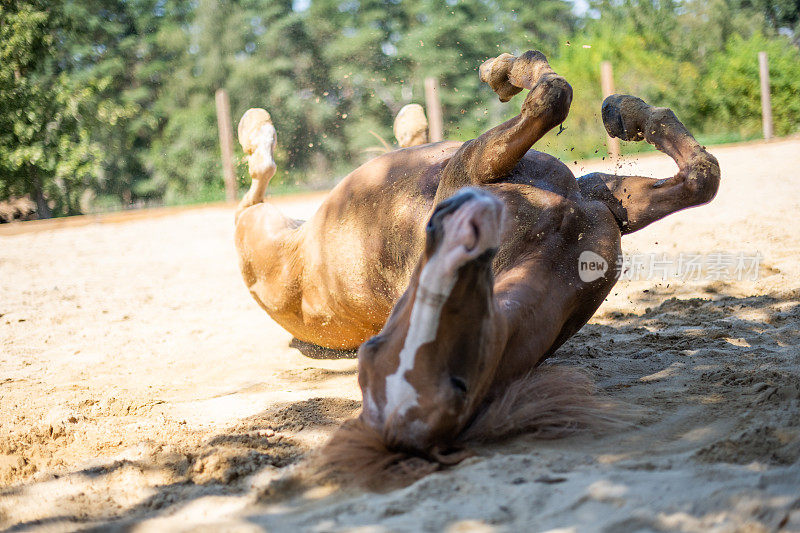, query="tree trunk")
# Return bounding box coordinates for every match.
[29,168,52,219]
